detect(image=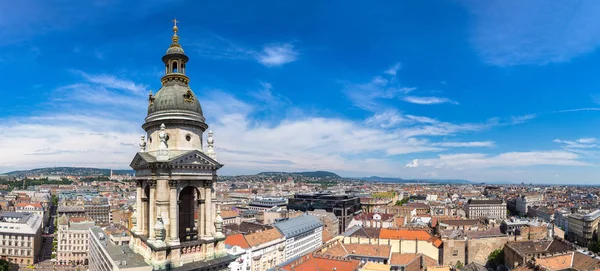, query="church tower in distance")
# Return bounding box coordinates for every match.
[129,20,234,270]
